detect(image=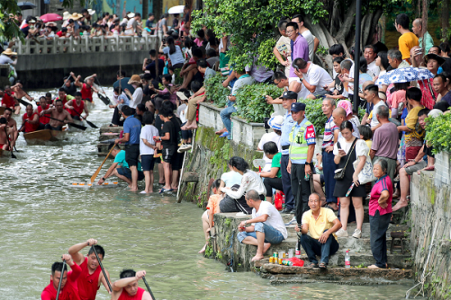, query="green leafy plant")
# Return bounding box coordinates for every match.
[235,84,283,123]
[316,45,329,56]
[204,73,230,108]
[425,113,451,154]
